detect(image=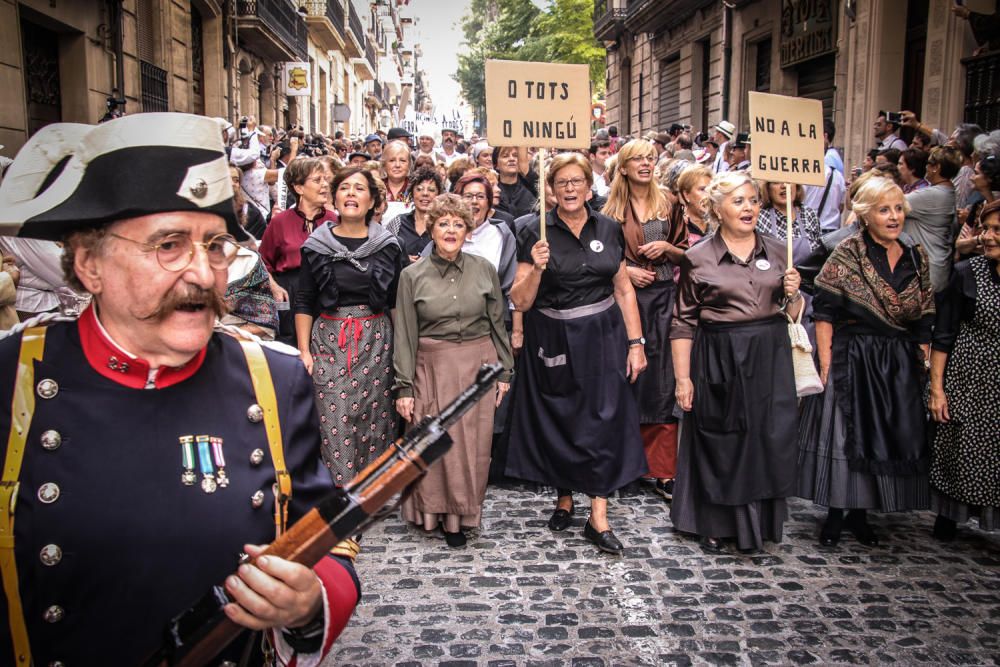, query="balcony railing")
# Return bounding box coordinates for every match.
[365,37,377,73]
[237,0,308,60]
[594,0,628,40]
[304,1,345,40]
[140,60,168,112]
[348,2,365,47]
[963,50,1000,131]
